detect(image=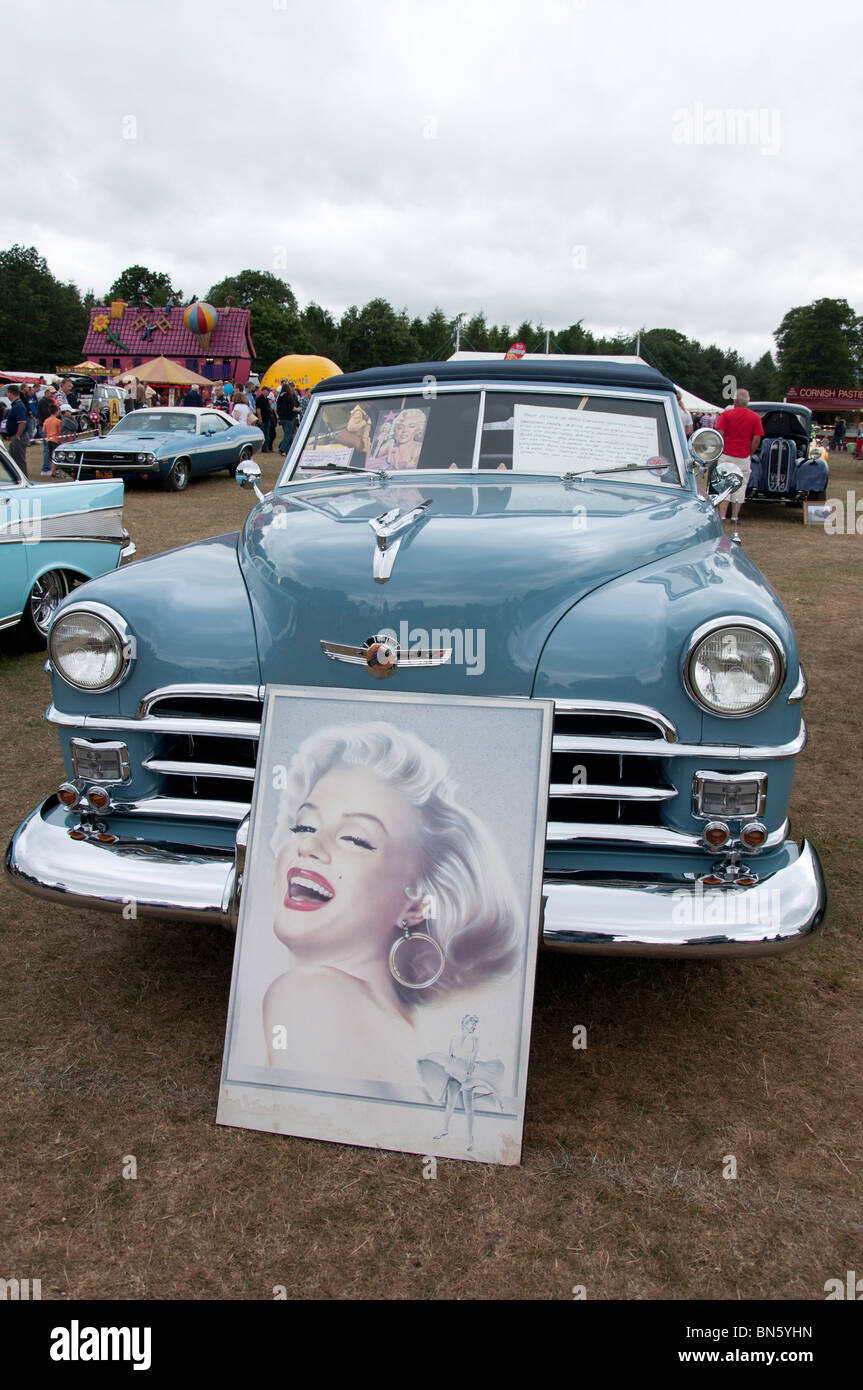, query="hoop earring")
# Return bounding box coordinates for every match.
[389,921,446,991]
